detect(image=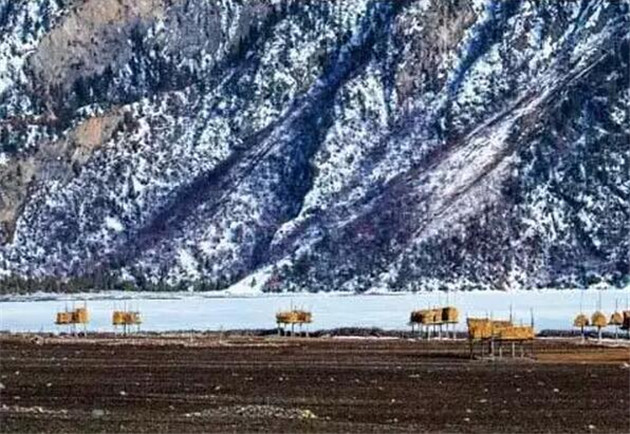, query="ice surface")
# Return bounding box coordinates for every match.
[1,289,628,334]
